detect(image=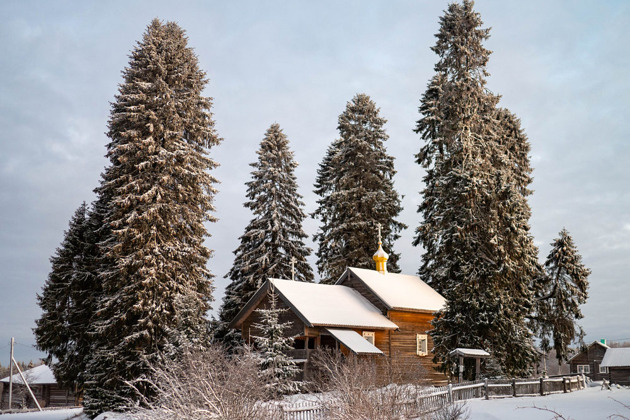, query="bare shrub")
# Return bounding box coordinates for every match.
[309,349,466,420]
[126,345,281,420]
[430,402,470,420]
